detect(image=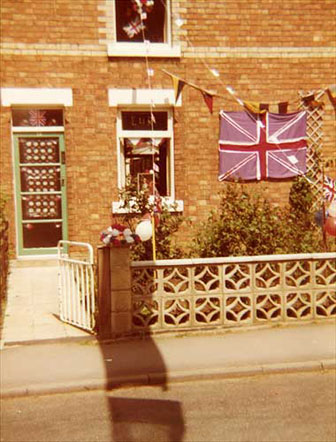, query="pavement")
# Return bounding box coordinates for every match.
[1,259,92,345]
[1,260,336,398]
